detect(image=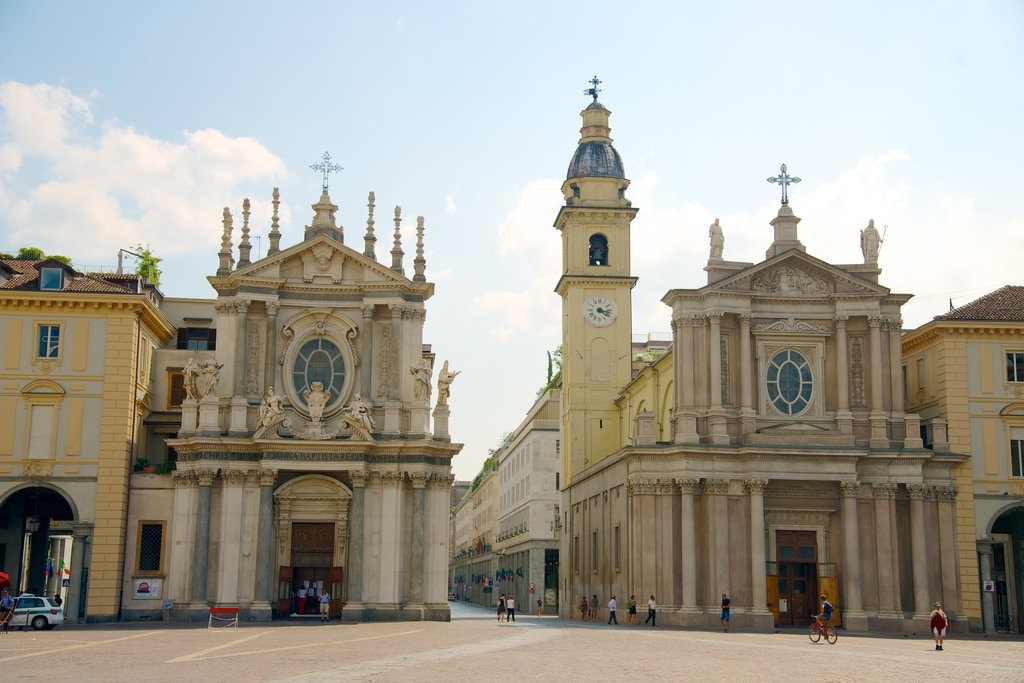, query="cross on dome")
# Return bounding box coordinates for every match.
[584,76,603,102]
[767,163,801,206]
[310,151,343,192]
